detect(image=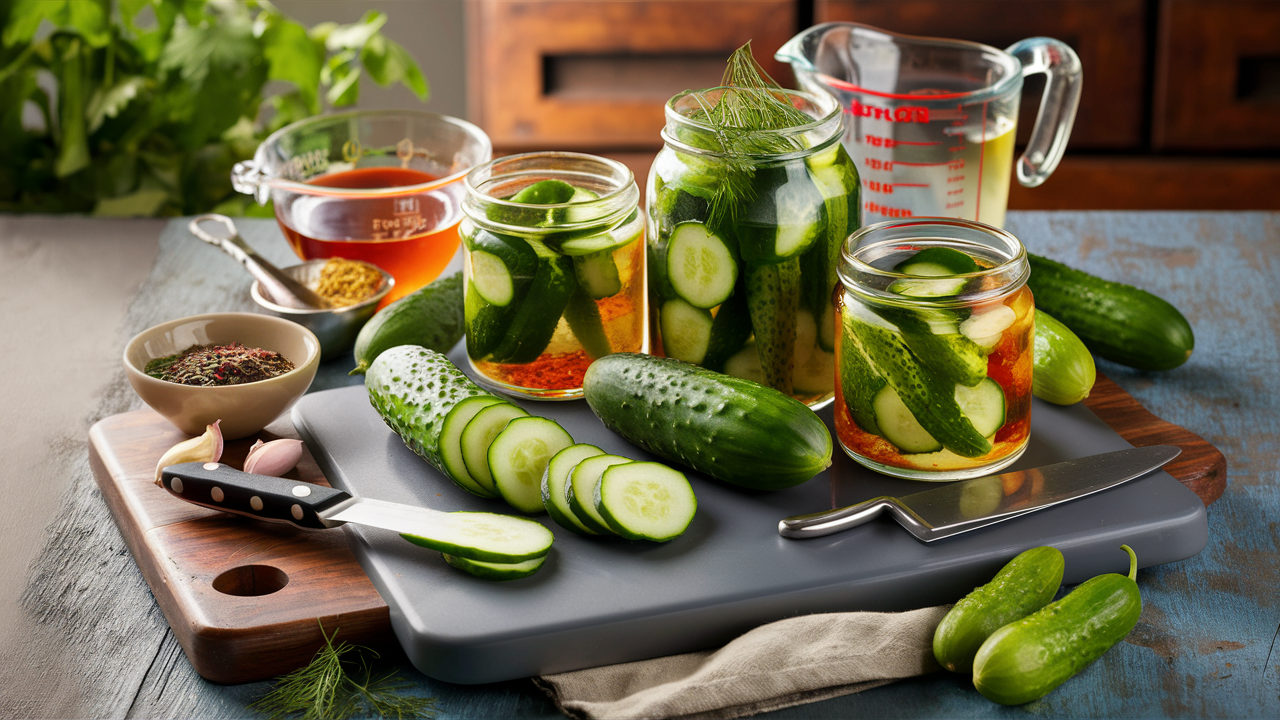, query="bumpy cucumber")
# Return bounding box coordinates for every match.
[873,305,988,387]
[487,246,578,364]
[745,258,802,394]
[845,305,991,457]
[582,353,832,490]
[973,546,1143,705]
[1027,254,1194,371]
[365,346,491,477]
[838,312,886,436]
[1033,309,1096,405]
[351,272,464,375]
[933,546,1066,673]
